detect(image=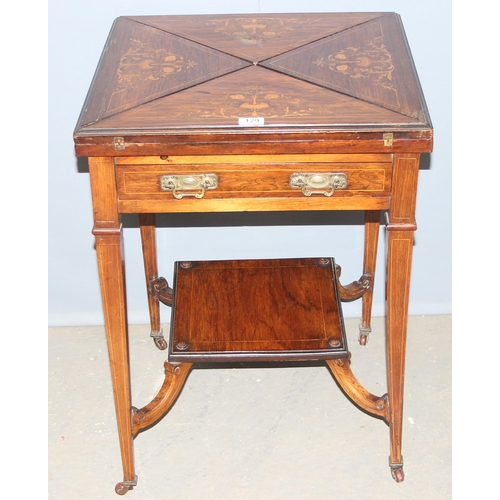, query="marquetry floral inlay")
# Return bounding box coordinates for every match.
[206,17,318,44]
[183,86,331,120]
[313,35,395,93]
[115,39,197,88]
